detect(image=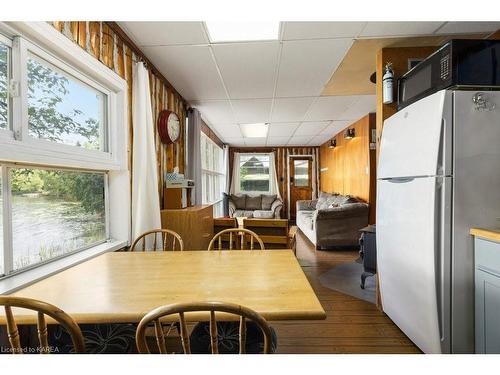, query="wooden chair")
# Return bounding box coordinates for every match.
[135,301,274,354]
[208,228,265,250]
[0,296,85,354]
[130,229,184,252]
